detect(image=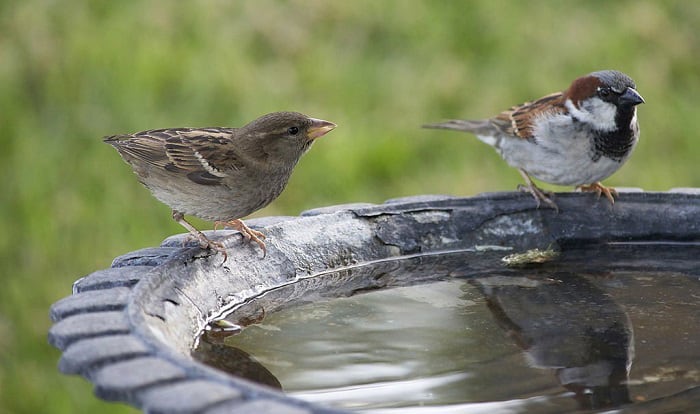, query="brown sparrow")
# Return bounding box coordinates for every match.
[105,111,336,258]
[424,70,644,209]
